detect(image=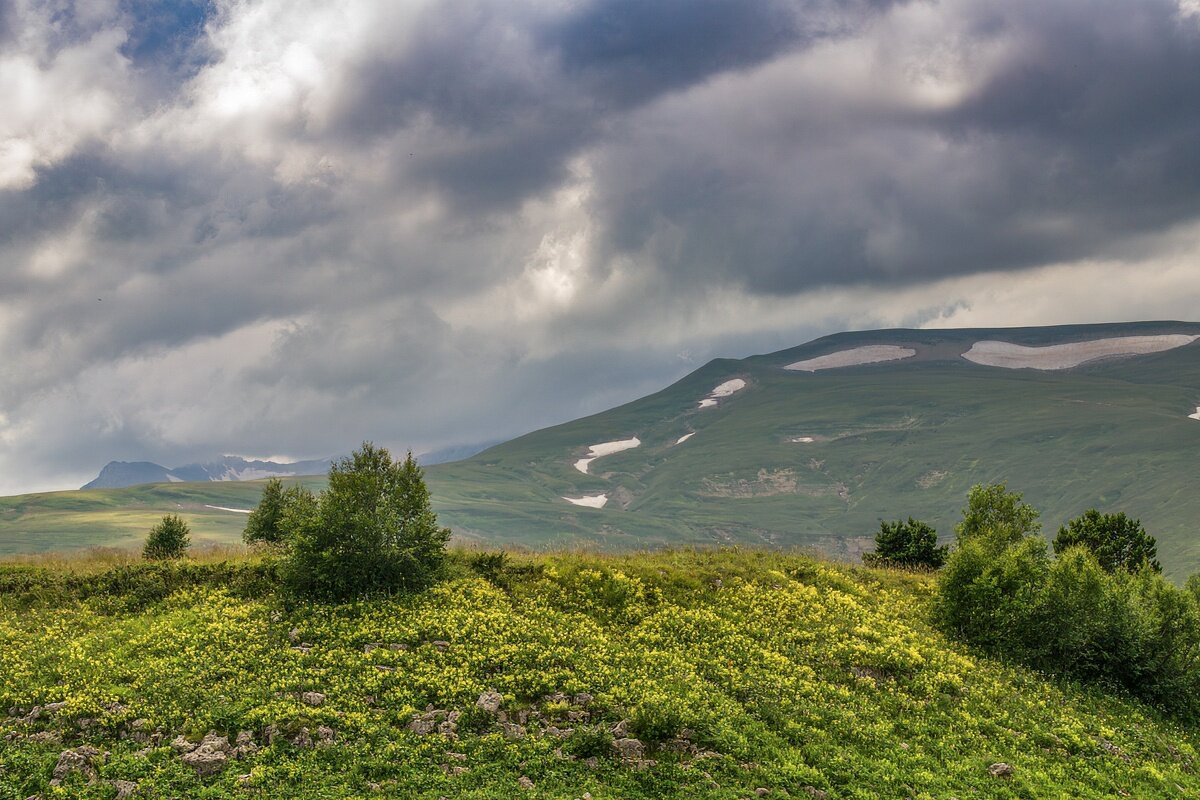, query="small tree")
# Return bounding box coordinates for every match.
[243,478,289,546]
[143,514,190,560]
[284,442,450,600]
[864,517,947,569]
[956,483,1041,545]
[1054,509,1161,574]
